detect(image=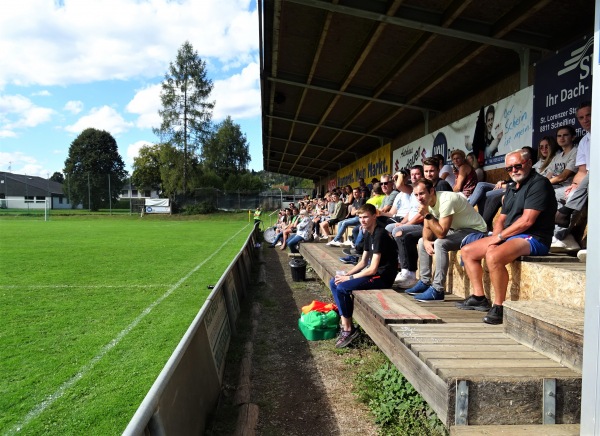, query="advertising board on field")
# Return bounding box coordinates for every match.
[392,88,533,171]
[144,198,171,214]
[203,289,231,380]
